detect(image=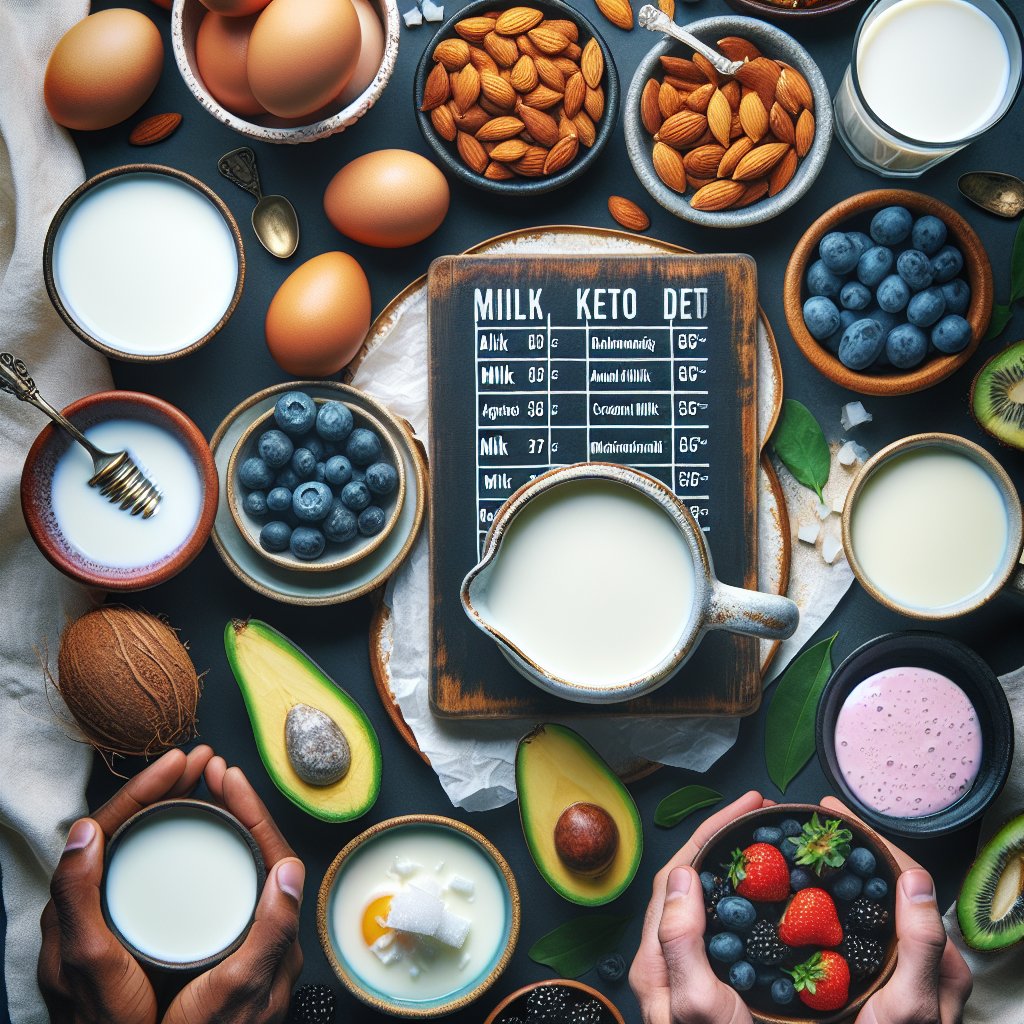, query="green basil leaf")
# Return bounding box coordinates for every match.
[528,914,633,977]
[985,303,1015,342]
[765,633,837,793]
[771,399,830,501]
[1009,216,1024,304]
[654,785,723,827]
